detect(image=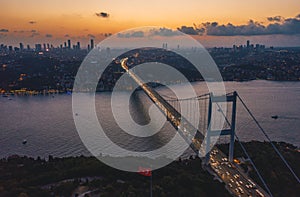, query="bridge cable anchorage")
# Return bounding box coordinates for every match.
[236,93,300,184]
[215,101,273,197]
